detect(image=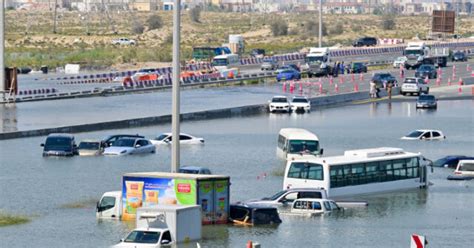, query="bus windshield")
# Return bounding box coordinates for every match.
[212,58,228,66]
[287,162,324,180]
[288,140,319,154]
[405,50,423,56]
[305,56,324,64]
